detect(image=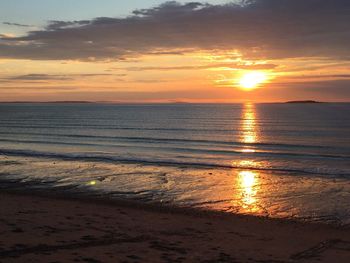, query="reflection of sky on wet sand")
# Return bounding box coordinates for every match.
[1,154,350,224]
[235,170,260,213]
